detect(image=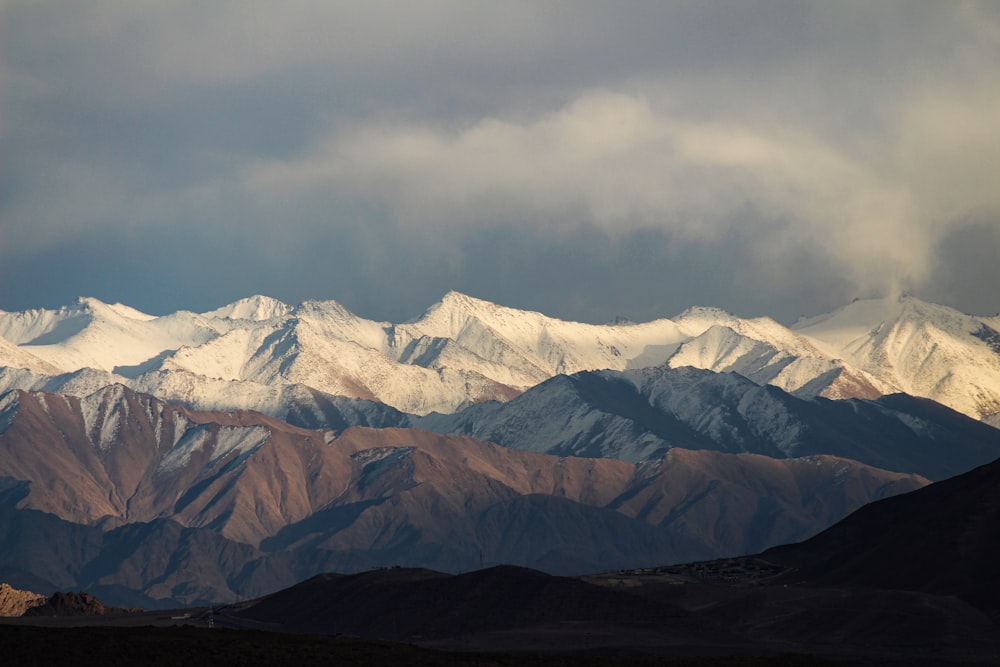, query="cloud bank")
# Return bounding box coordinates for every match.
[245,87,1000,296]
